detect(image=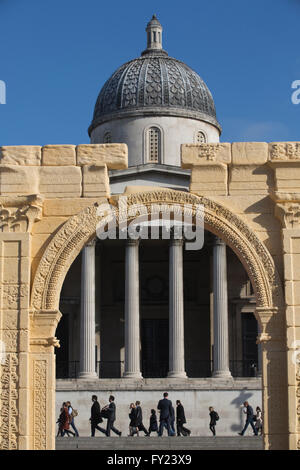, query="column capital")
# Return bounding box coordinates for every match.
[125,237,140,246]
[212,234,225,246]
[85,237,97,247]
